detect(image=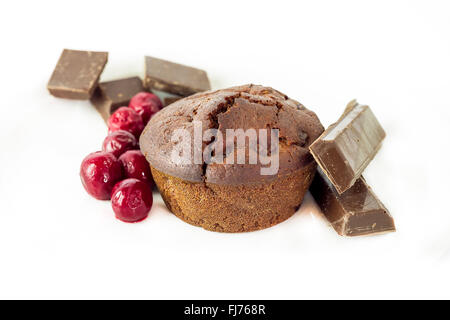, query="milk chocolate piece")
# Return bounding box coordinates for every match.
[47,49,108,99]
[90,77,145,122]
[144,56,211,96]
[309,100,386,194]
[164,96,182,106]
[310,168,395,236]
